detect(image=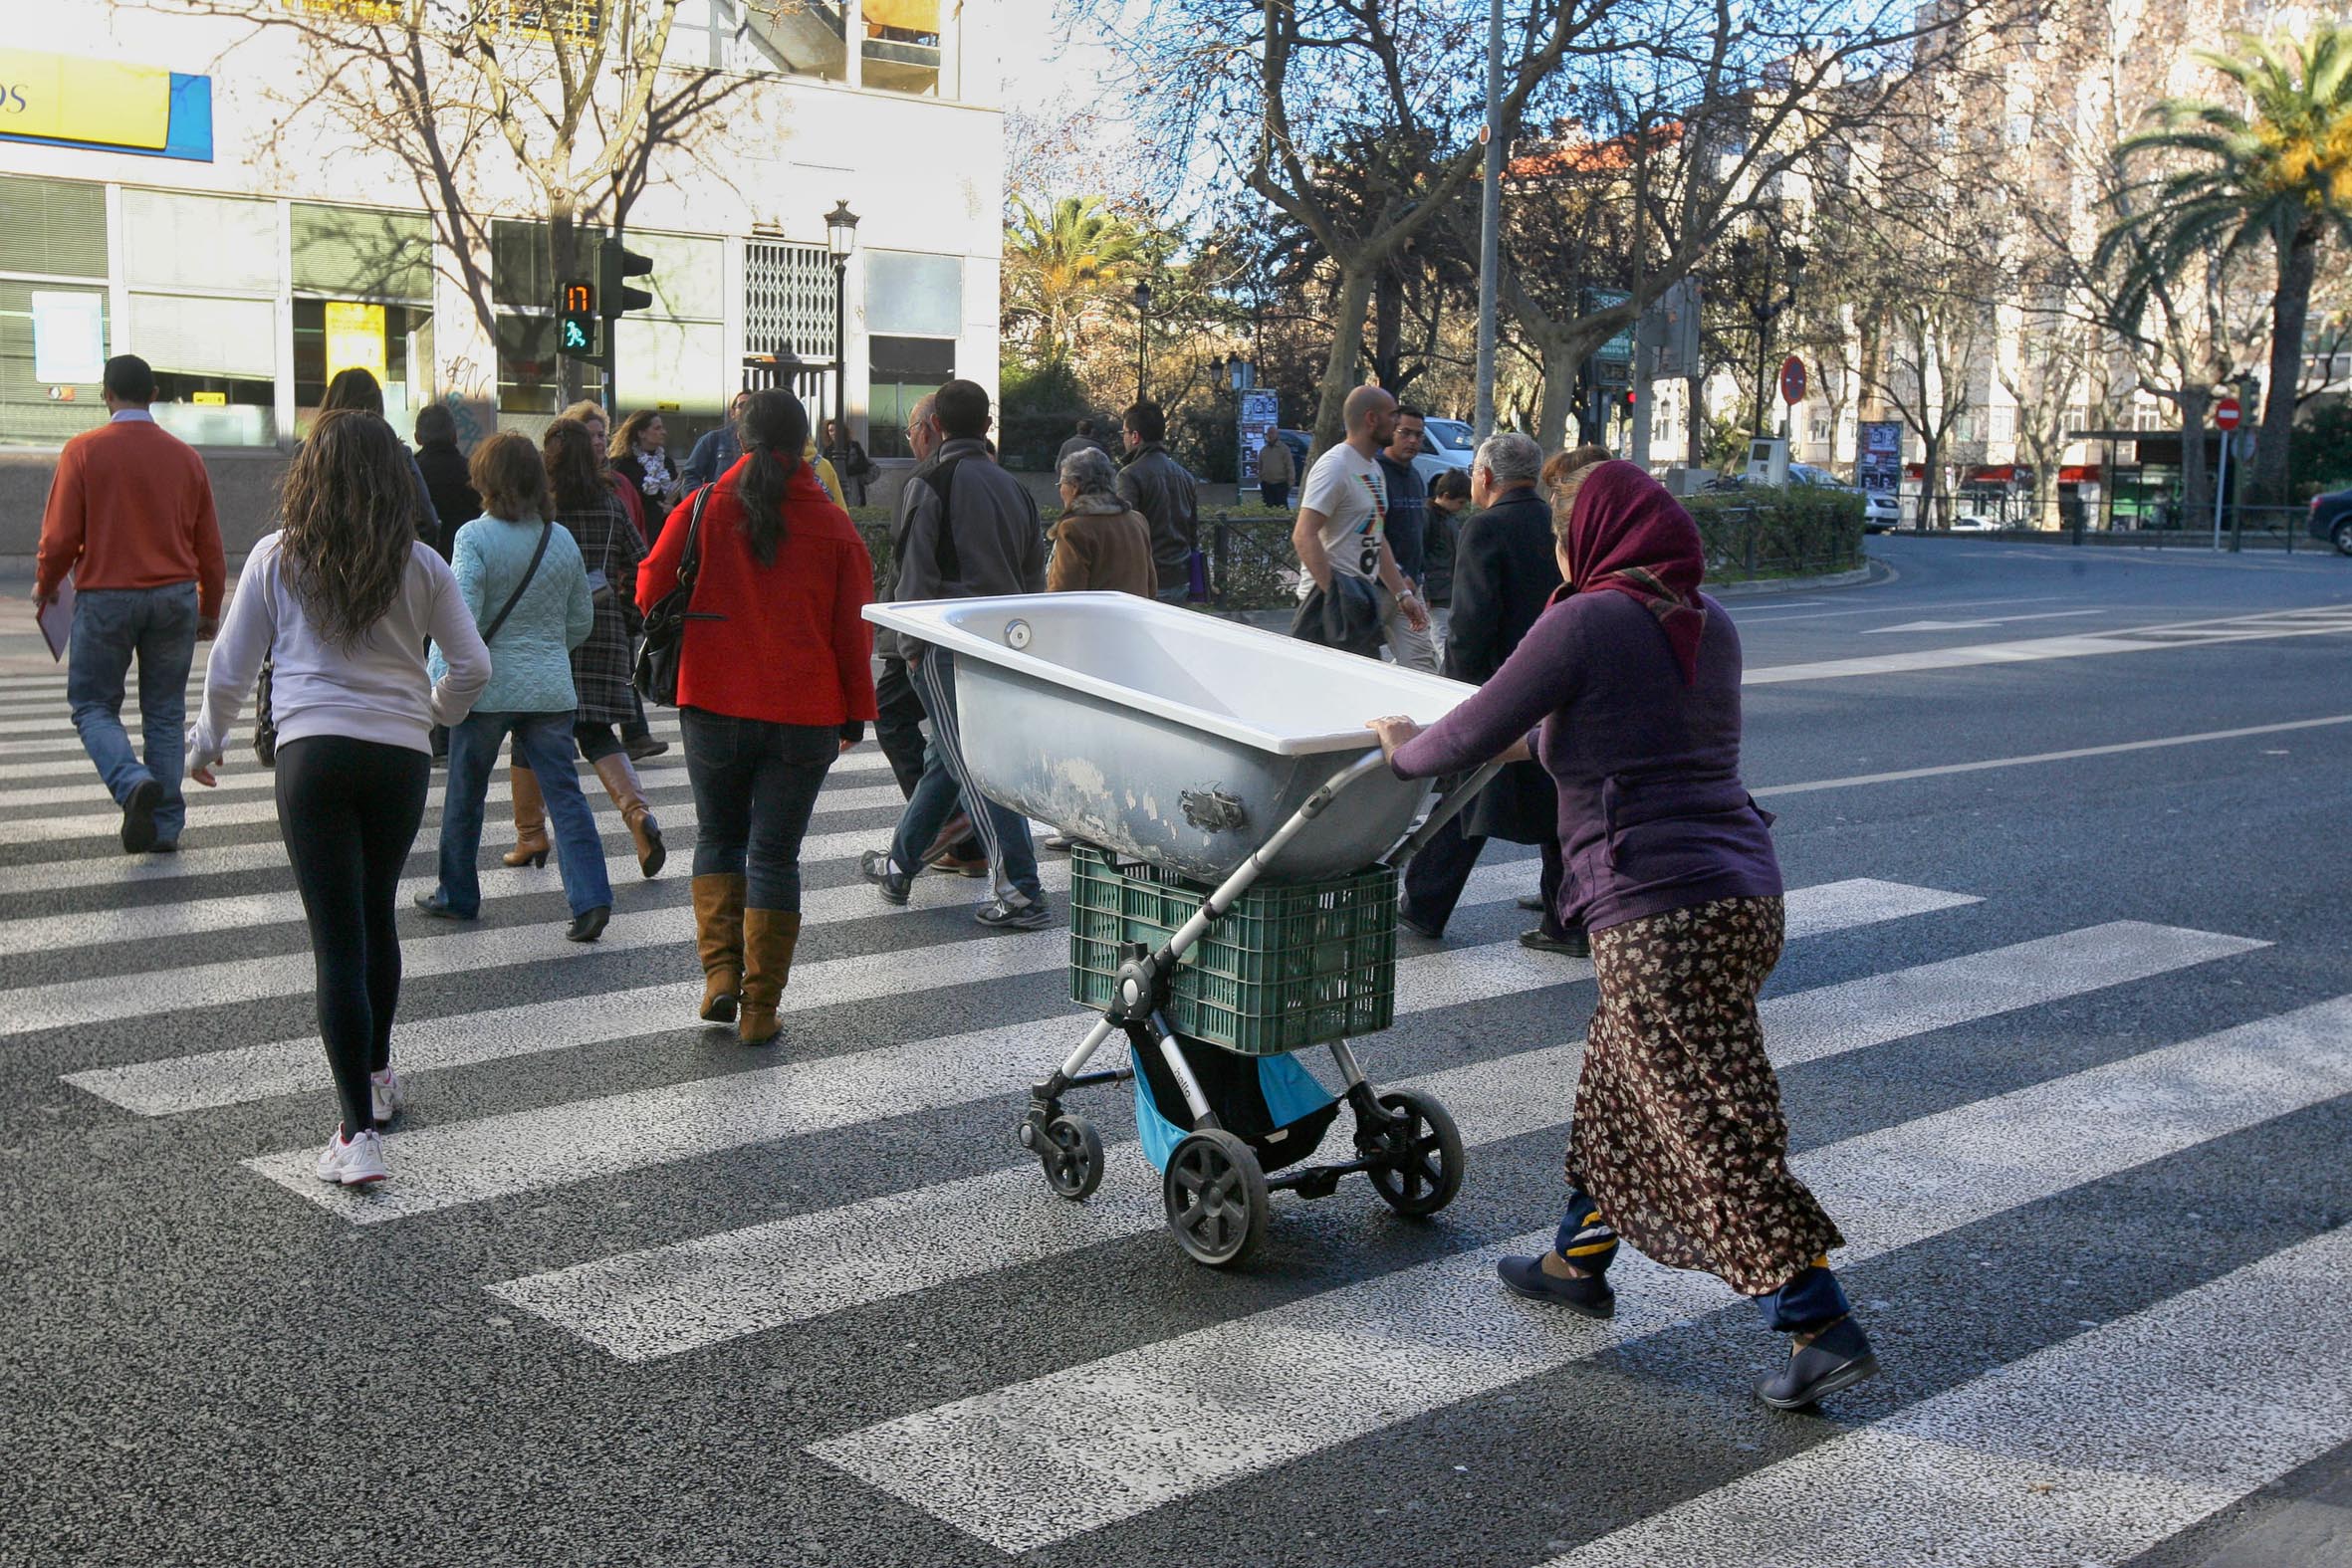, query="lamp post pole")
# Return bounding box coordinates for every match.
[824,199,861,444]
[1474,0,1502,440]
[1132,280,1154,406]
